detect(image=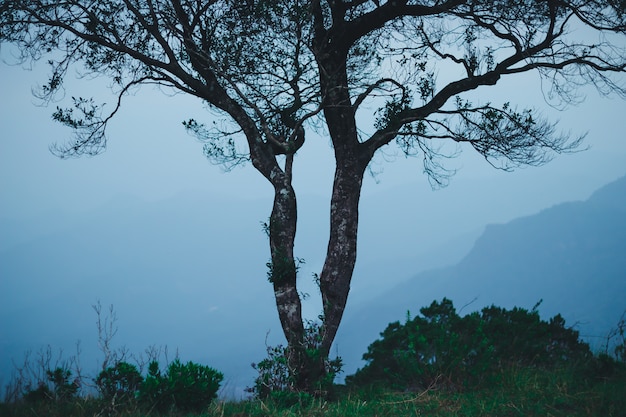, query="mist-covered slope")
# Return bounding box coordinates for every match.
[338,175,626,376]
